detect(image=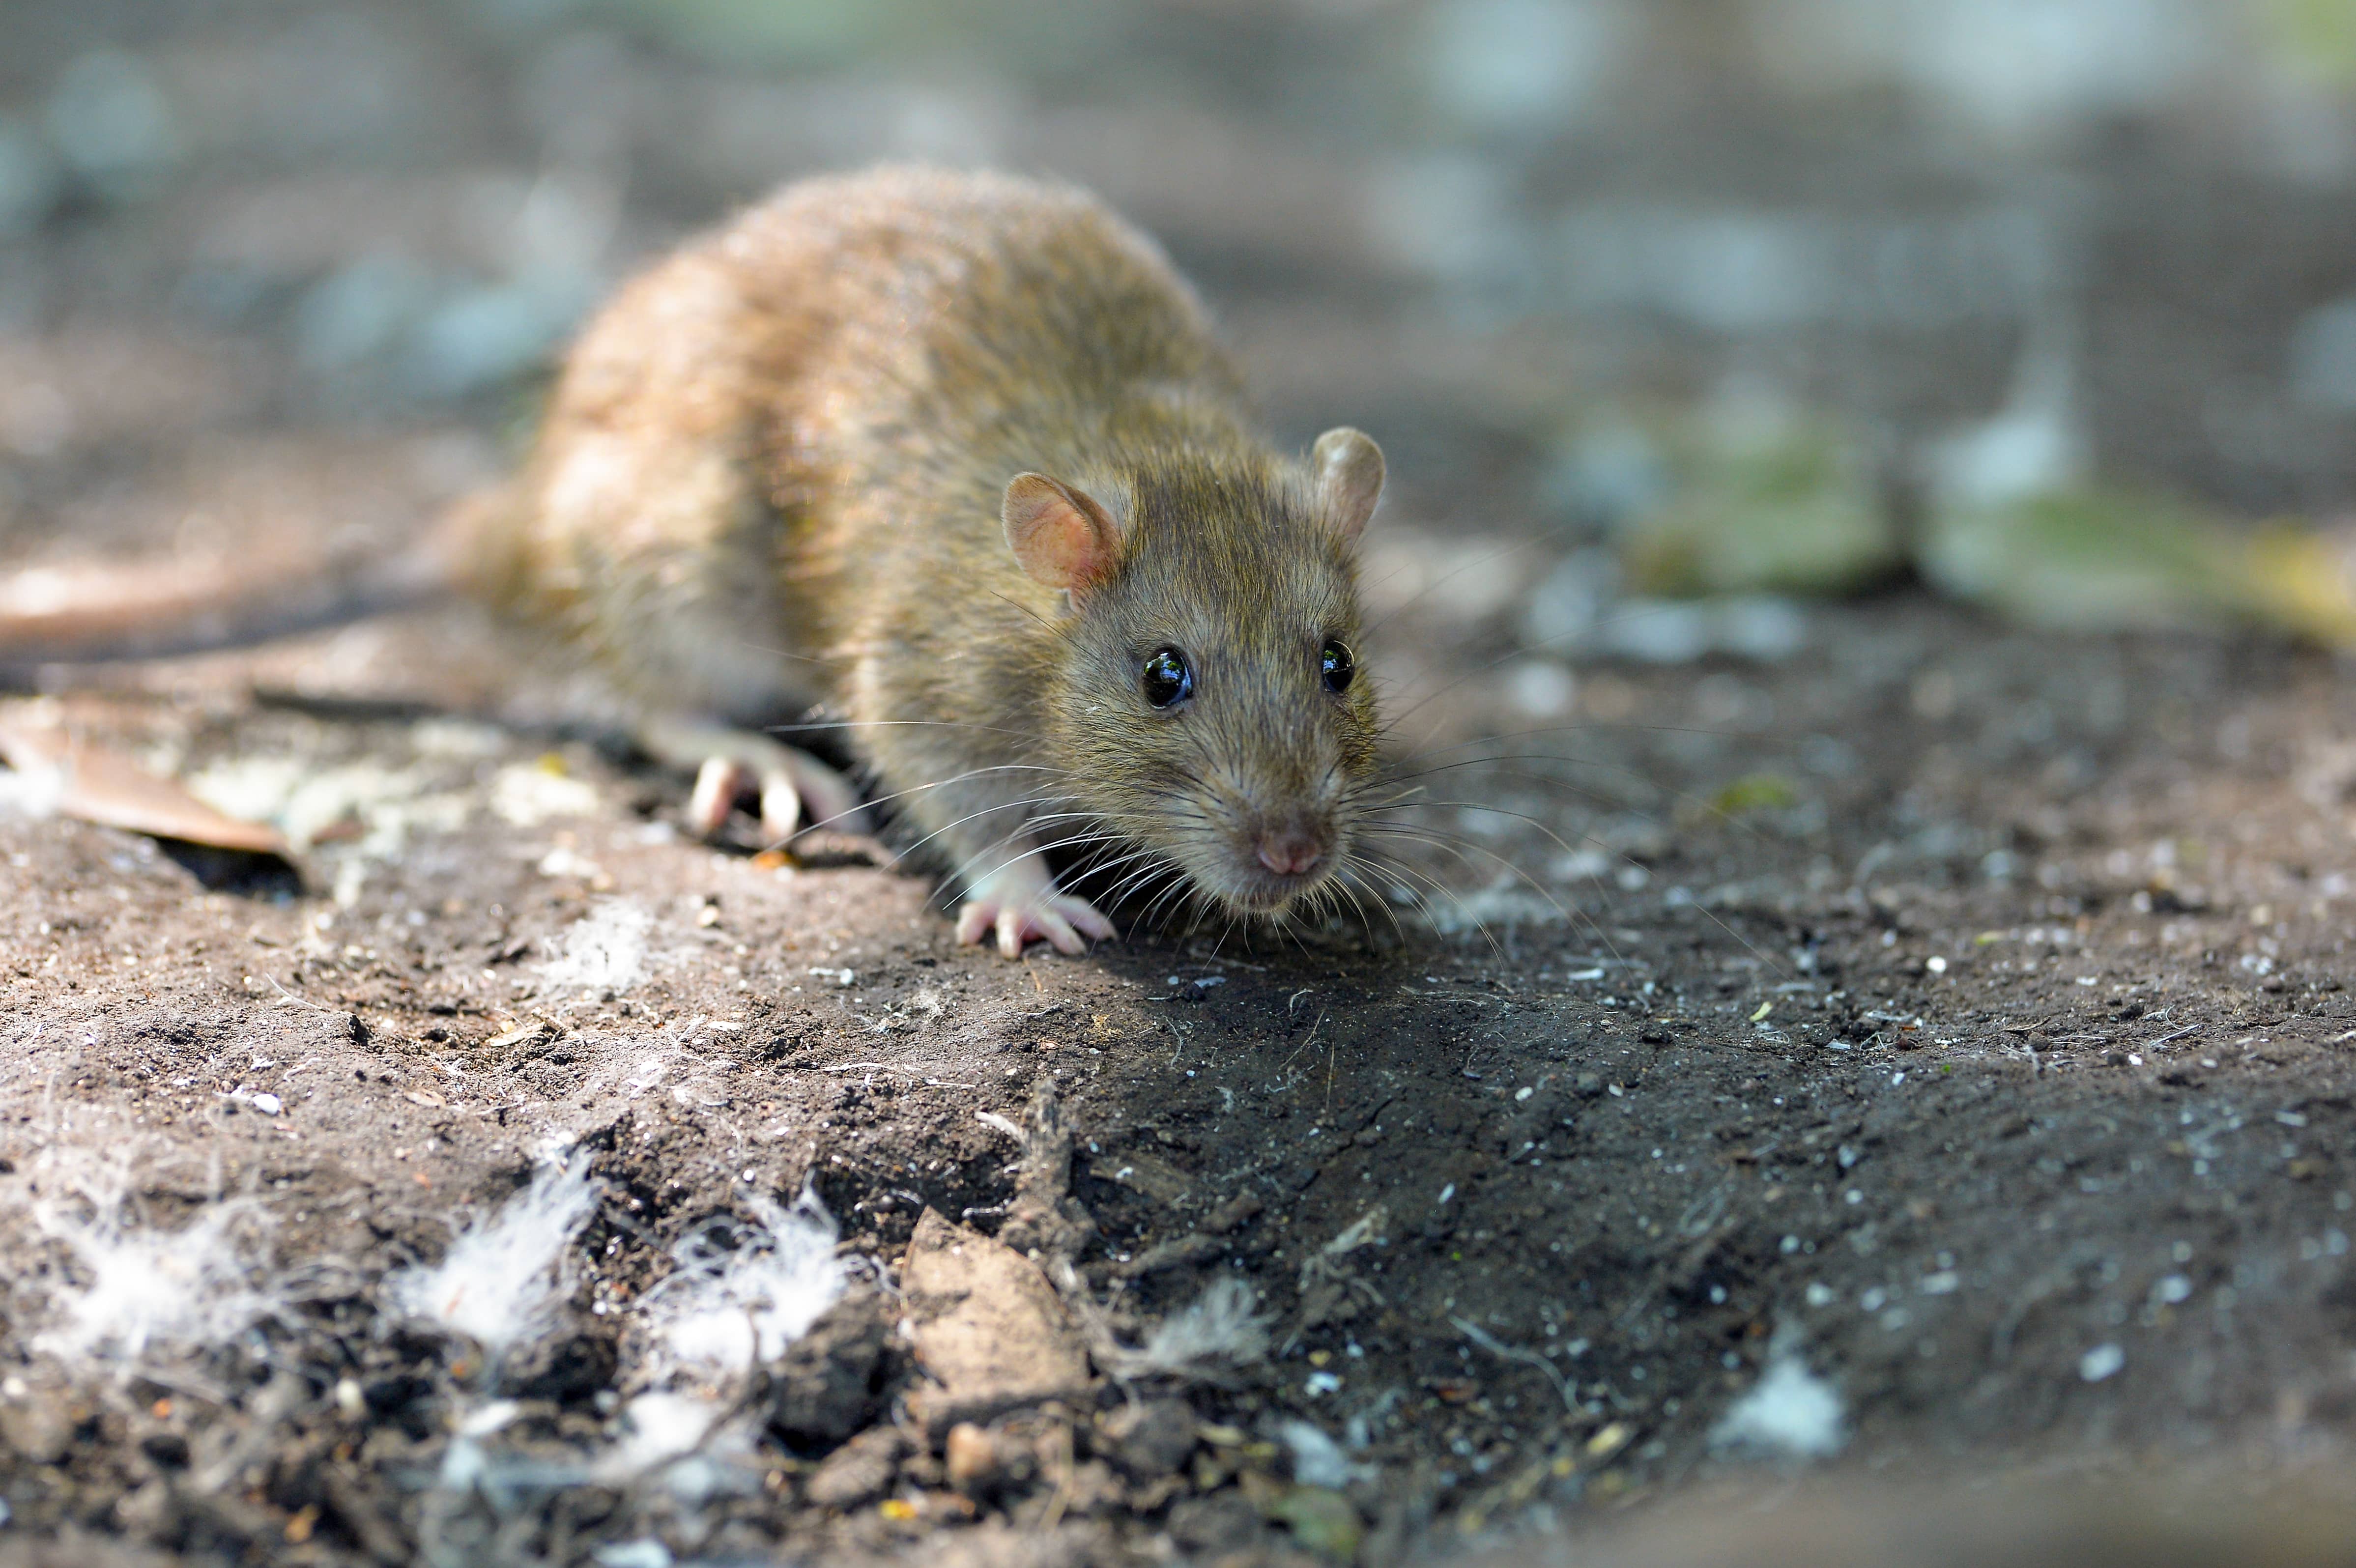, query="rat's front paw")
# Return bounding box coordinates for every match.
[955,866,1118,958]
[666,732,866,843]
